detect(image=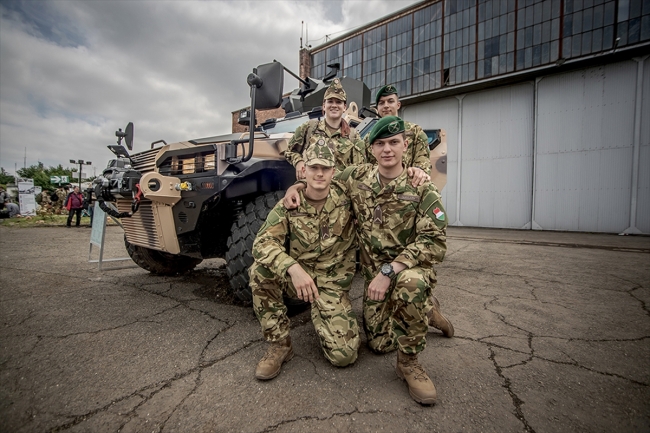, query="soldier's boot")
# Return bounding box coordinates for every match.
[395,351,437,405]
[255,336,294,380]
[427,295,454,338]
